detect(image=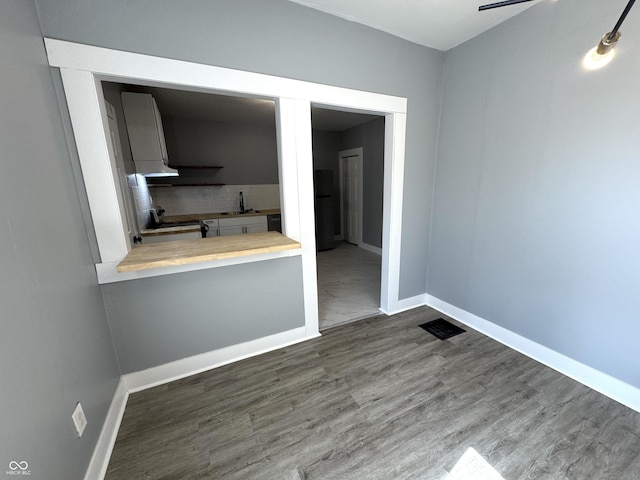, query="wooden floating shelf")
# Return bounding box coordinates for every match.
[168,165,224,169]
[148,183,226,187]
